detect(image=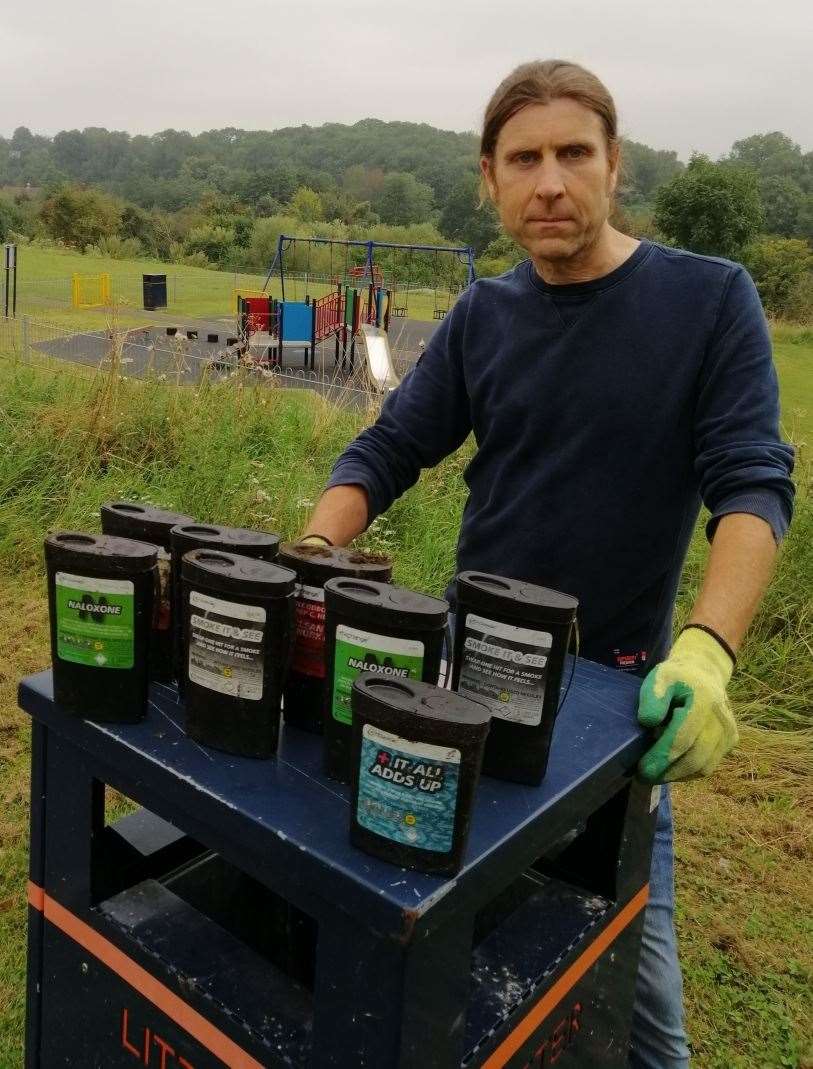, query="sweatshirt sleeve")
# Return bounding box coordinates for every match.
[695,266,795,543]
[326,292,473,522]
